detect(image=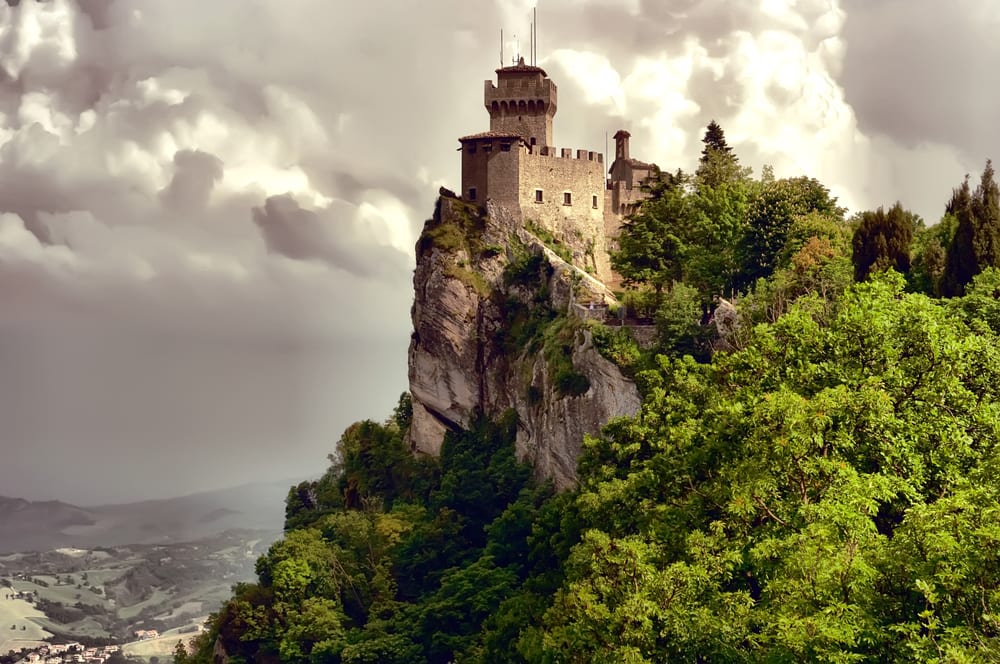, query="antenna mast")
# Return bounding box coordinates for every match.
[529,18,533,66]
[500,29,504,67]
